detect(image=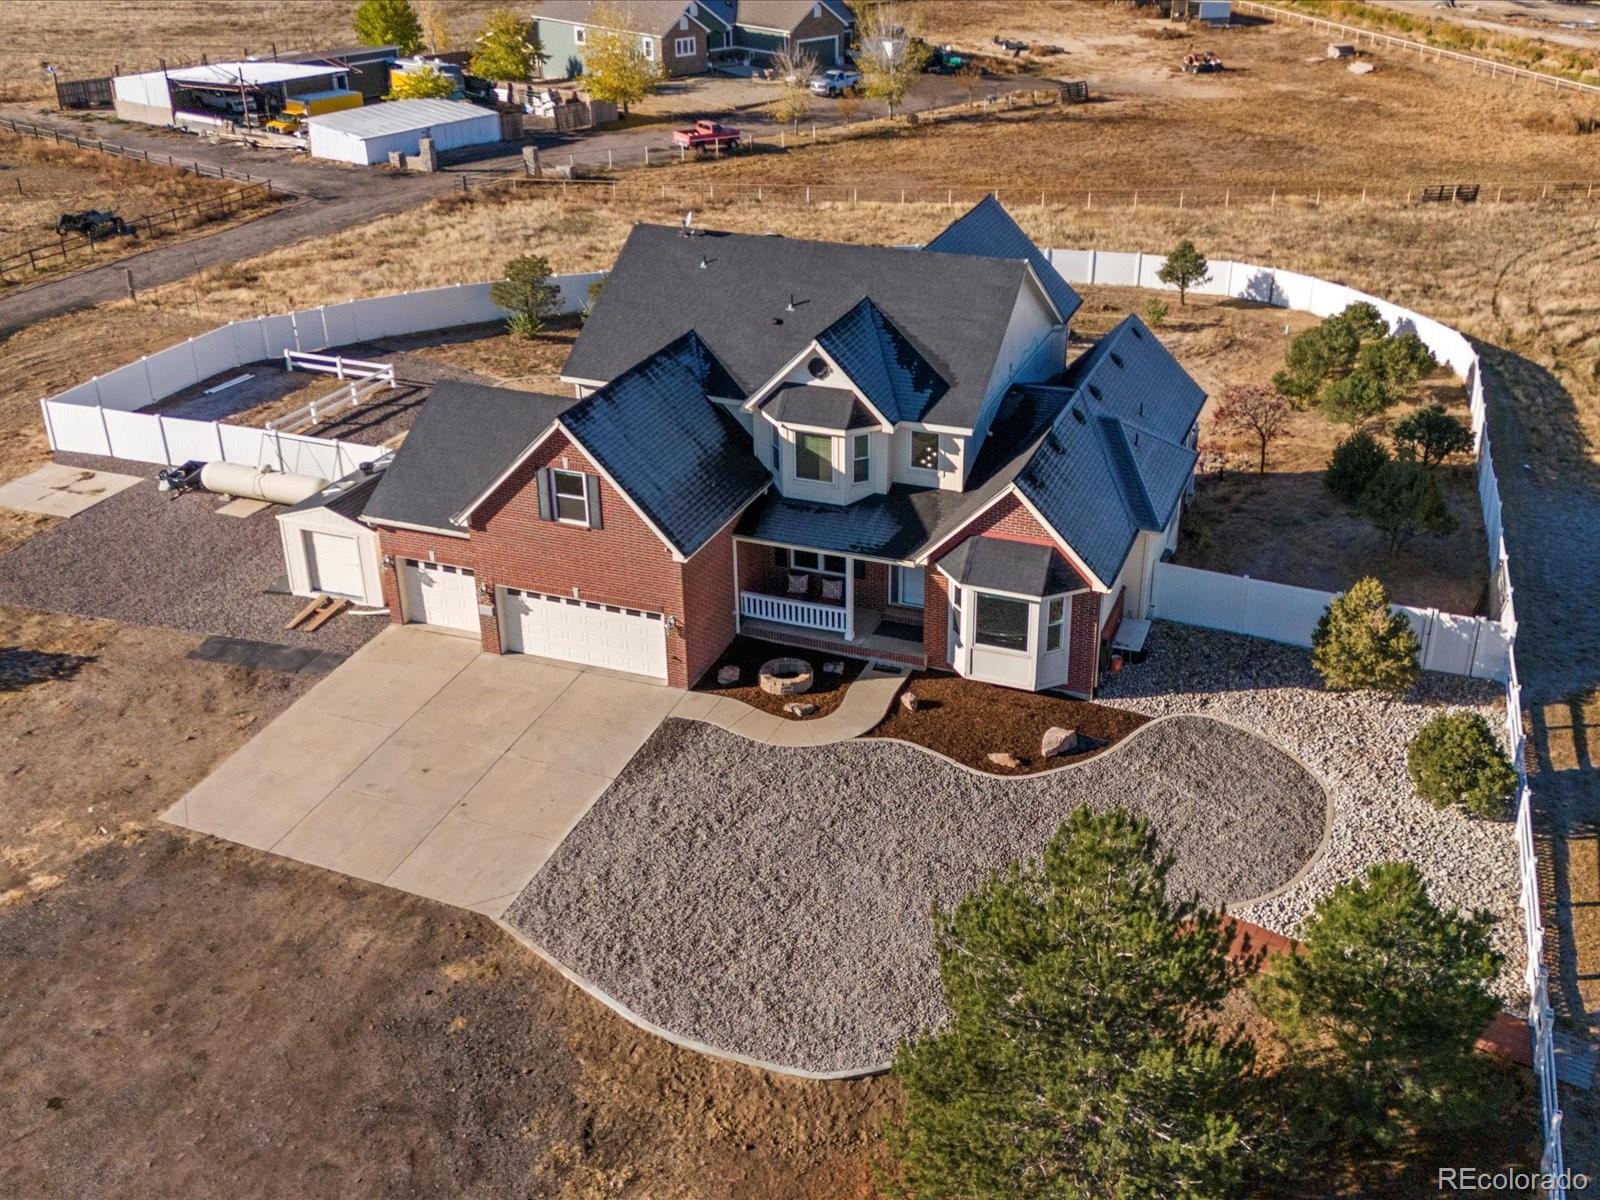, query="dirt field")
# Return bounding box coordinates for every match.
[0,131,275,281]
